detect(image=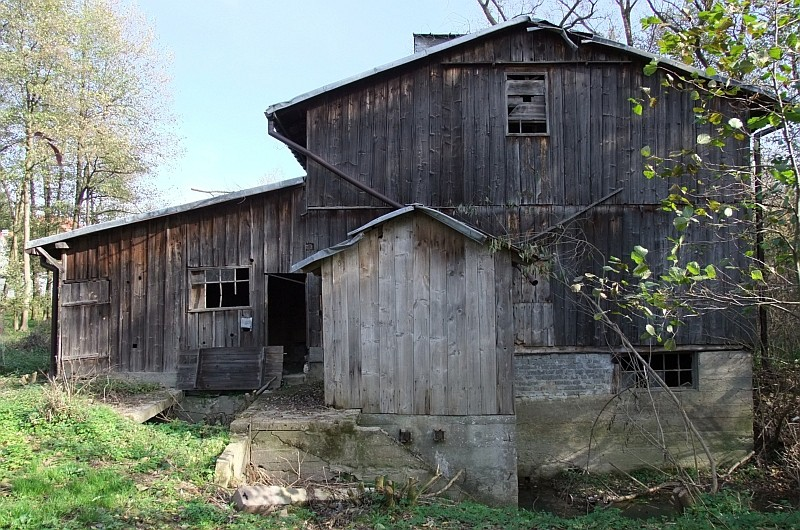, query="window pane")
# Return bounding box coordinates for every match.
[205,283,222,308]
[236,267,250,280]
[221,280,249,307]
[206,269,219,282]
[221,268,235,282]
